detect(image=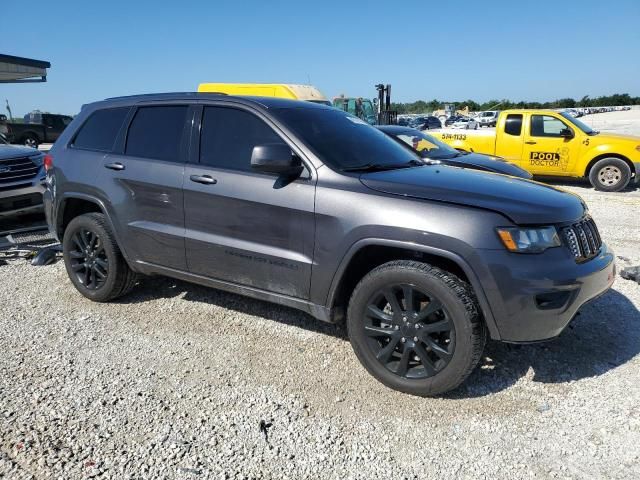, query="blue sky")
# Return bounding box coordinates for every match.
[2,0,639,116]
